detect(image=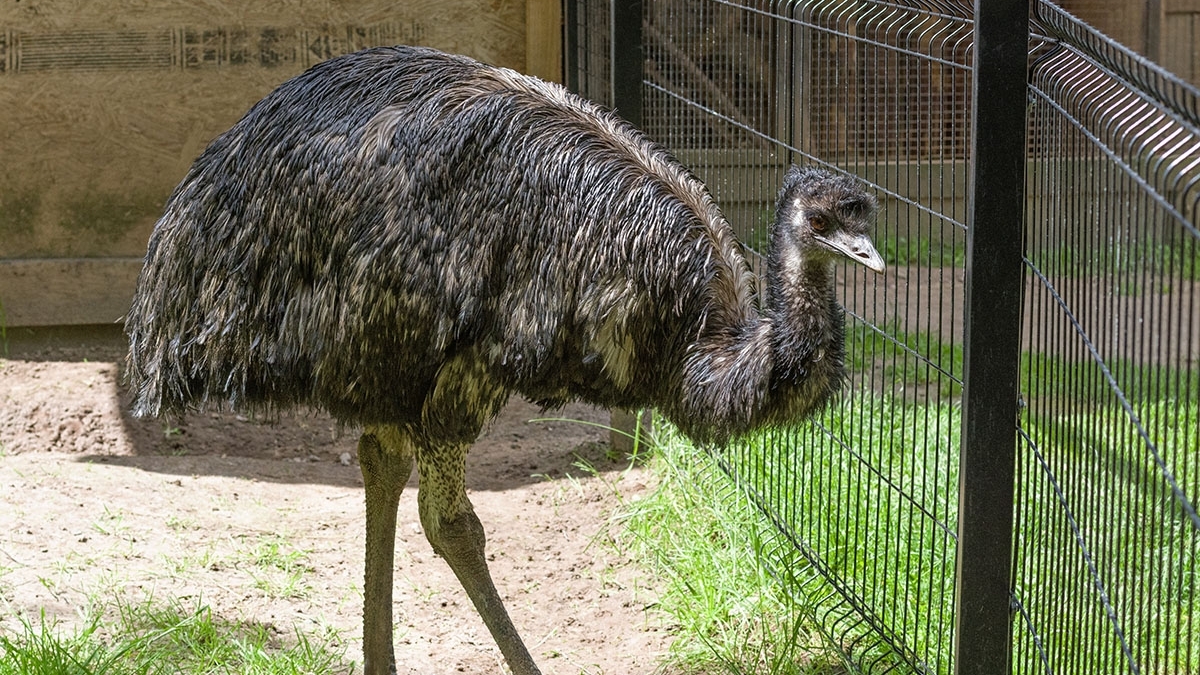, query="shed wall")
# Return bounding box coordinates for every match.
[1,0,553,327]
